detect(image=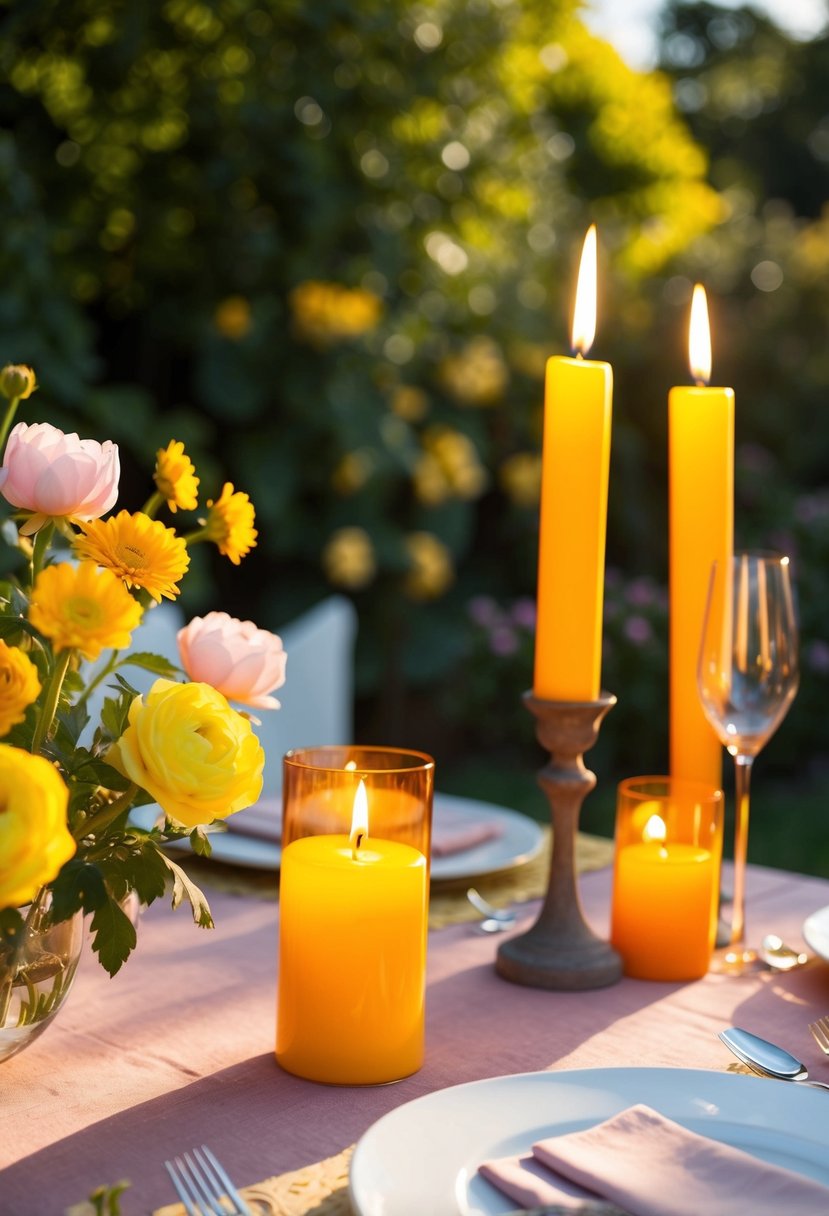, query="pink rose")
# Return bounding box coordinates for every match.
[177,611,287,709]
[0,422,119,533]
